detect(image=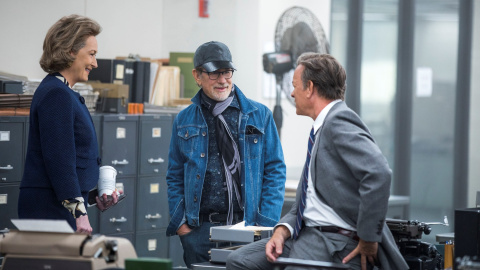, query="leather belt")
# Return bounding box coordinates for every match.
[317,226,359,241]
[200,212,243,224]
